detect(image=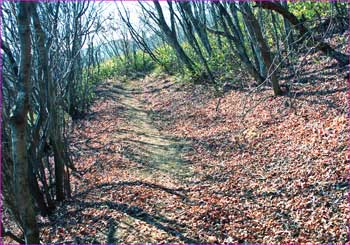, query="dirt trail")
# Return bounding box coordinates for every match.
[110,80,198,243]
[79,79,198,243]
[50,78,203,244]
[42,69,349,244]
[113,80,193,184]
